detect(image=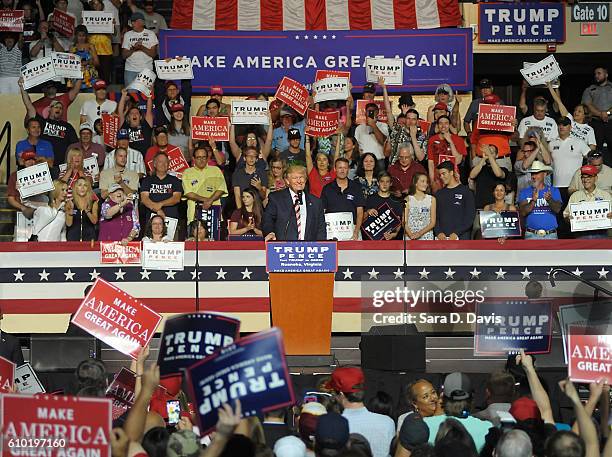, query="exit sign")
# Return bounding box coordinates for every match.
[581,22,599,35]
